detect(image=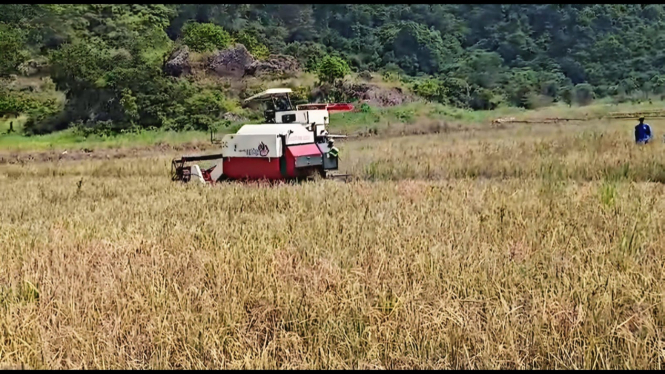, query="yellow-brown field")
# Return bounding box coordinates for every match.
[1,119,665,369]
